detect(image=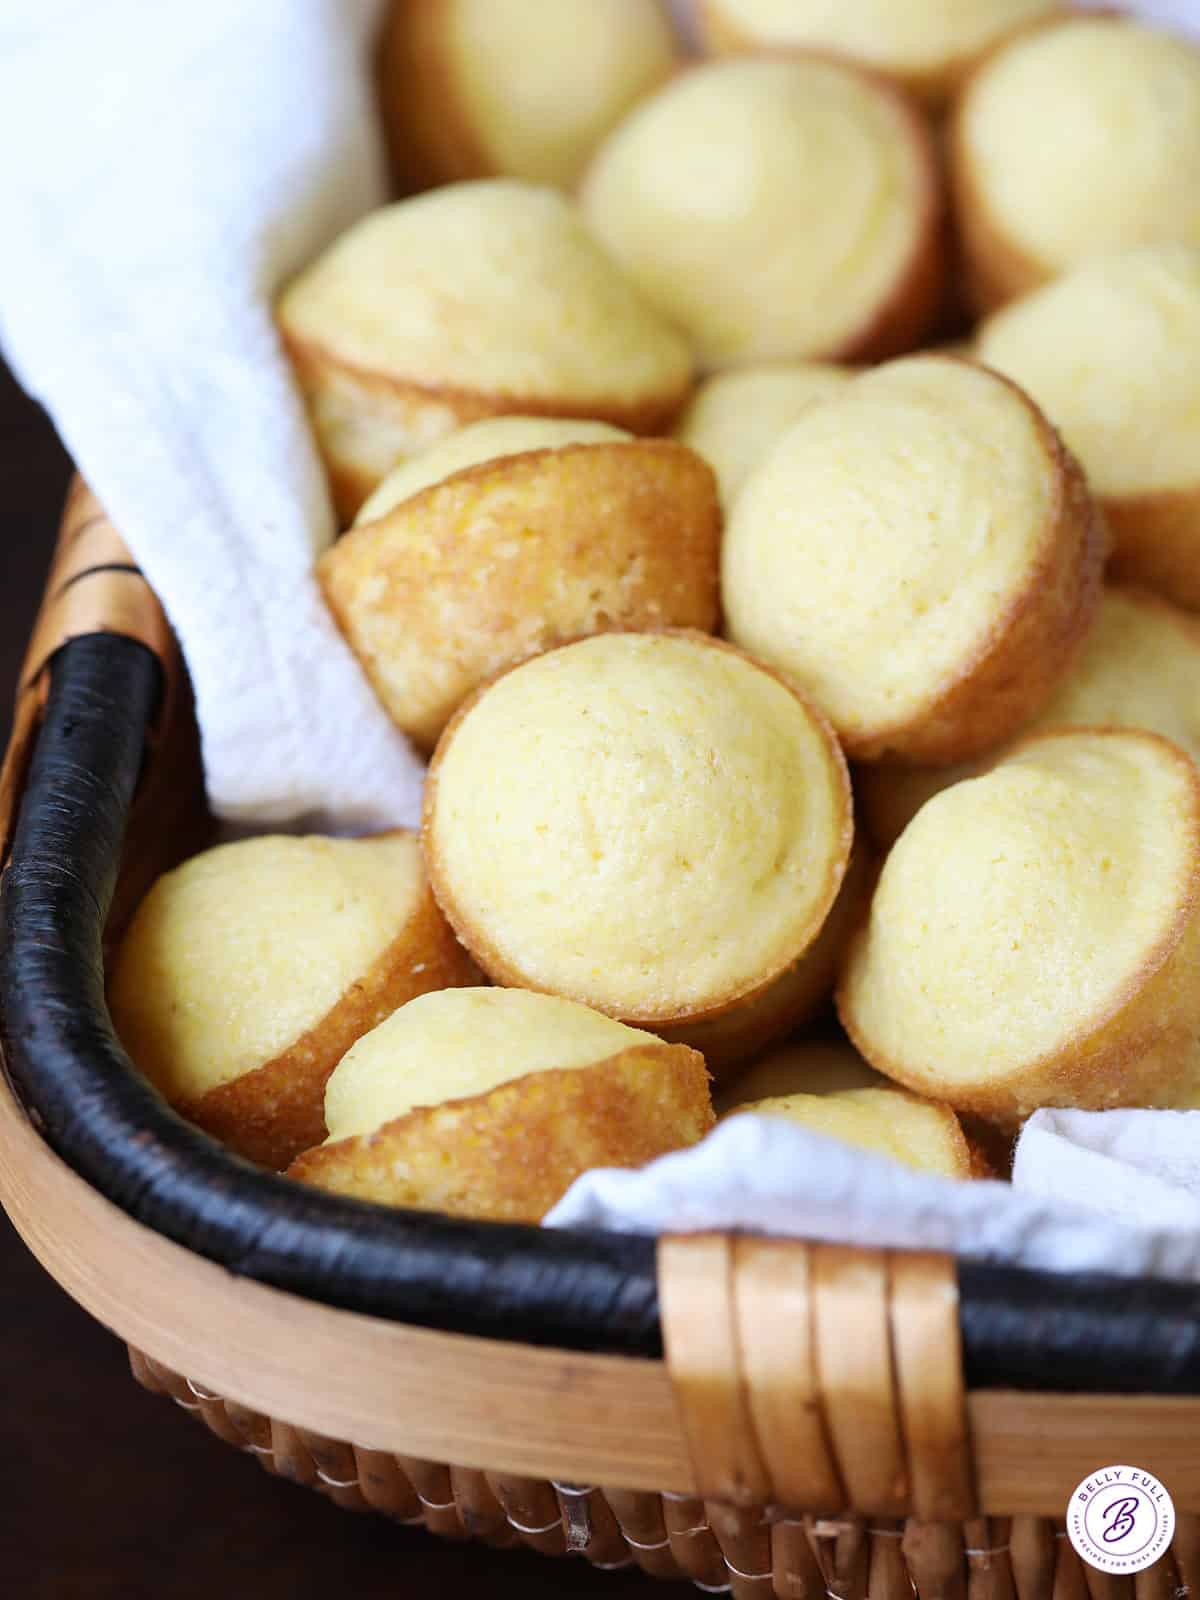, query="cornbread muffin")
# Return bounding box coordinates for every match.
[839,729,1200,1127]
[697,0,1060,104]
[673,364,853,509]
[379,0,677,190]
[580,58,942,369]
[657,841,873,1074]
[860,586,1200,850]
[320,417,721,748]
[277,180,693,521]
[109,834,479,1169]
[723,355,1104,763]
[952,18,1200,310]
[719,1041,975,1178]
[425,631,852,1027]
[287,988,713,1220]
[716,1038,876,1110]
[976,247,1200,610]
